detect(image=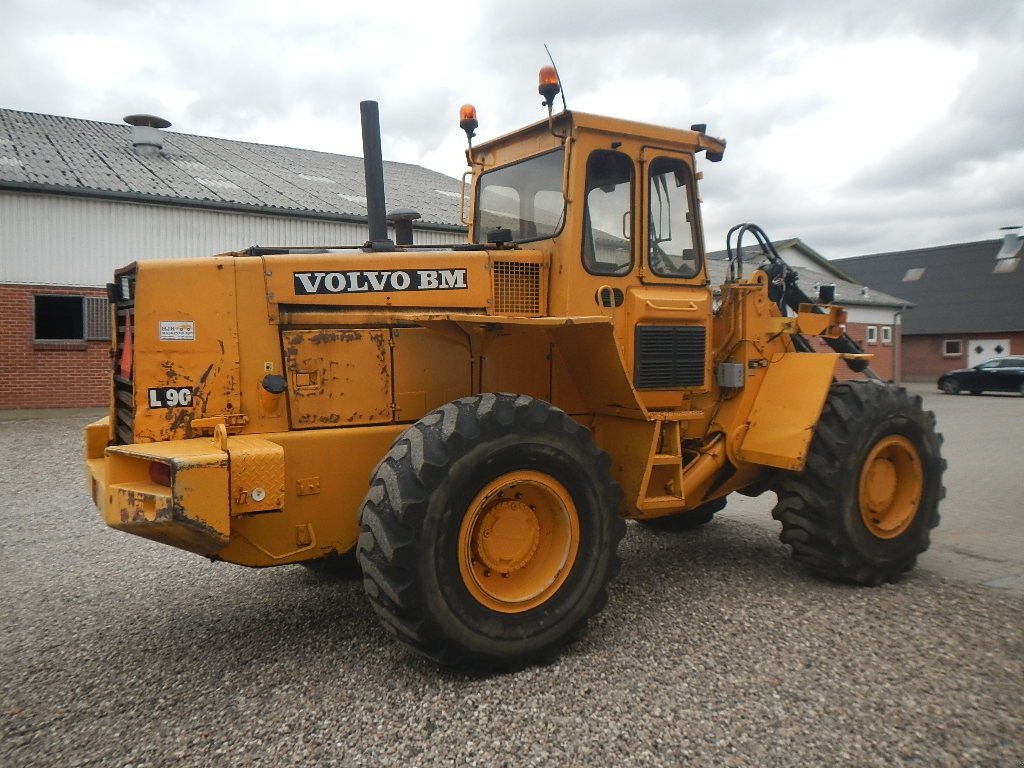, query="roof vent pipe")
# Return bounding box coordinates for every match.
[123,114,171,156]
[387,208,421,247]
[996,225,1022,260]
